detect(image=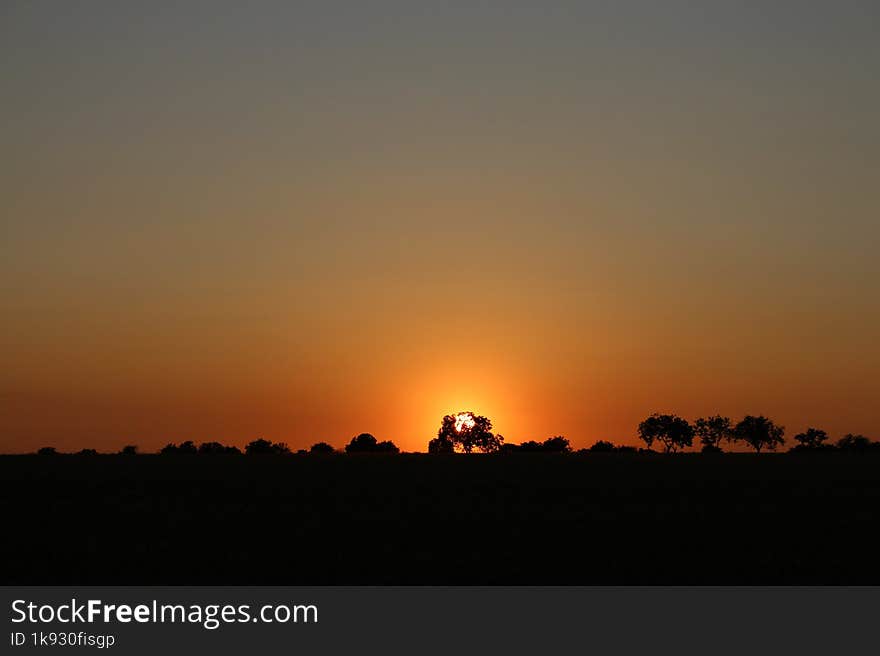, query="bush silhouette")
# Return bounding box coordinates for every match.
[309,442,336,454]
[76,448,98,456]
[37,446,57,456]
[120,445,138,455]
